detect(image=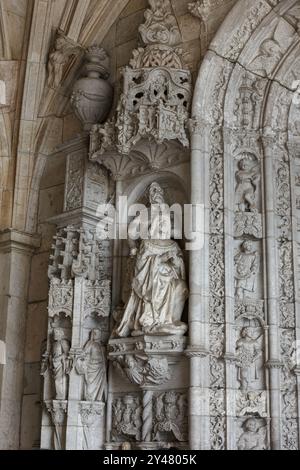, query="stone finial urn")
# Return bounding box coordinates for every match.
[71,46,113,131]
